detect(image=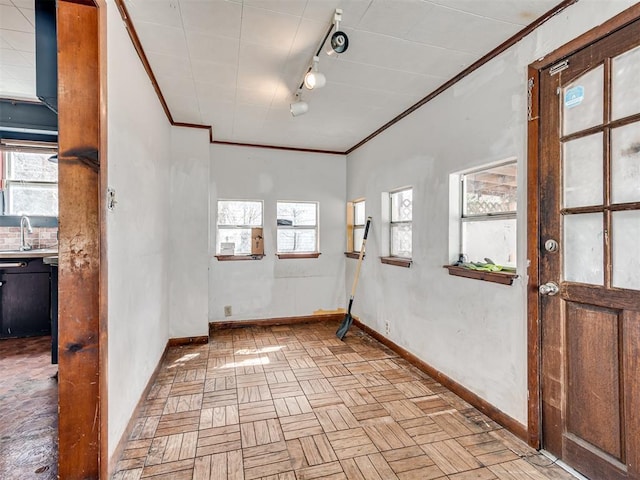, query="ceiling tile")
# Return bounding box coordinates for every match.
[303,0,371,25]
[428,0,559,25]
[156,73,196,97]
[406,3,521,55]
[10,0,33,9]
[146,51,192,79]
[164,92,202,123]
[235,85,277,107]
[185,30,239,65]
[125,0,183,28]
[232,104,269,134]
[0,29,33,51]
[195,81,236,103]
[134,21,189,58]
[191,60,237,88]
[355,0,429,37]
[18,7,34,27]
[0,47,30,66]
[0,4,33,32]
[243,0,307,17]
[180,0,242,39]
[240,6,301,54]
